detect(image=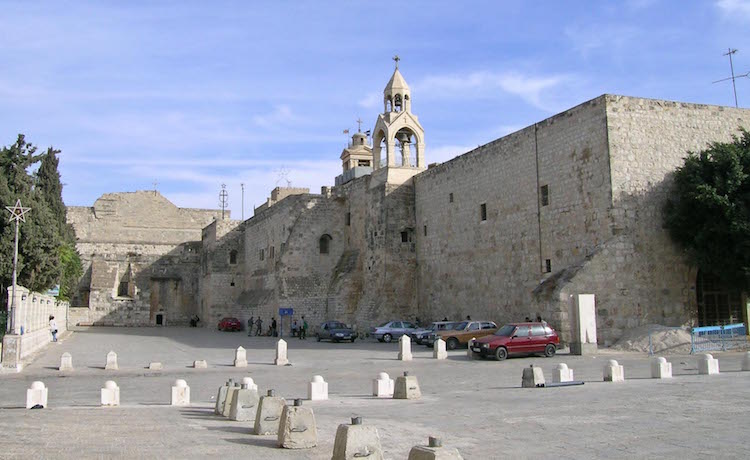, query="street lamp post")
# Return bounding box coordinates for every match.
[5,199,31,334]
